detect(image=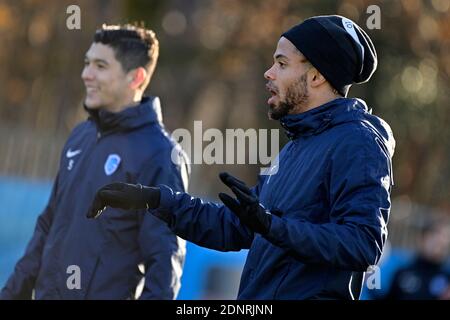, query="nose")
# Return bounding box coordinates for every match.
[264,65,275,80]
[81,64,94,81]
